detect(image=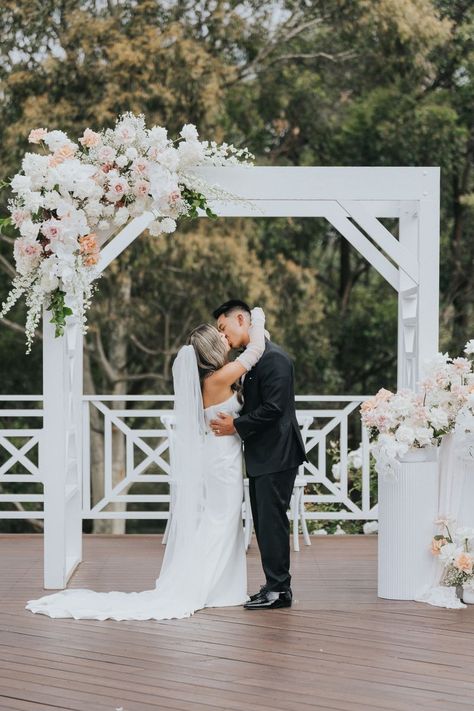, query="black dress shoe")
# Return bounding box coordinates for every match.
[244,590,292,610]
[248,585,268,602]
